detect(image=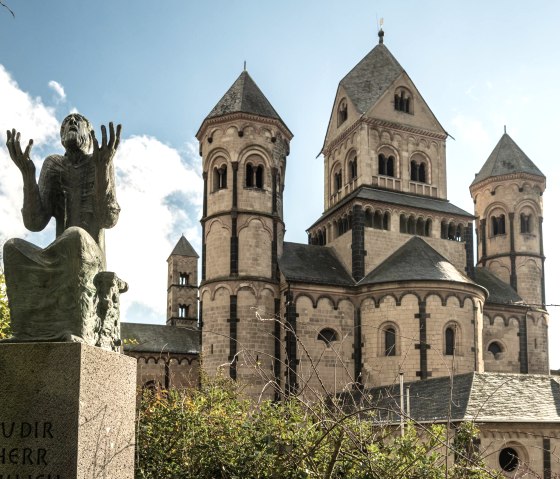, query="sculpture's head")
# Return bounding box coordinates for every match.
[61,113,92,153]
